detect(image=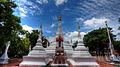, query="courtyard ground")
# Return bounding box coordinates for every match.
[0,57,119,67]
